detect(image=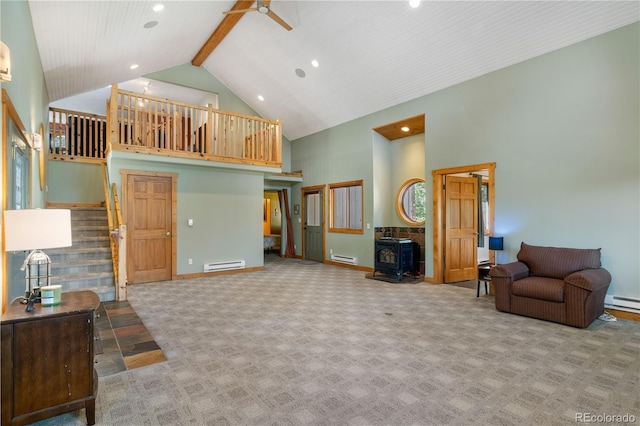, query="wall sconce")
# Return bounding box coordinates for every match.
[30,132,43,151]
[0,41,11,82]
[3,209,72,311]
